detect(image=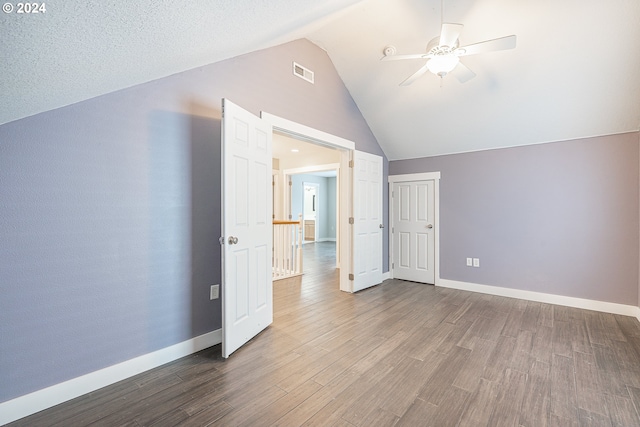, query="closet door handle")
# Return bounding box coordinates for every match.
[426,224,433,229]
[228,236,239,245]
